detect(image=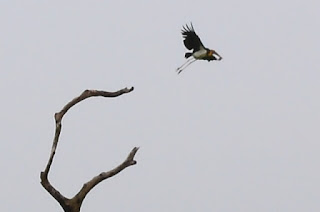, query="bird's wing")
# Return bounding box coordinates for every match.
[181,23,205,51]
